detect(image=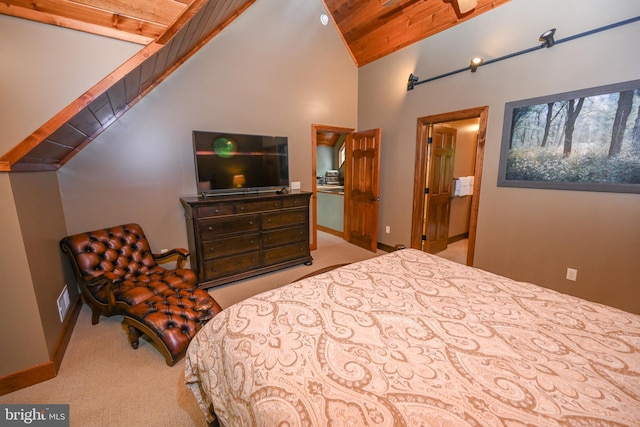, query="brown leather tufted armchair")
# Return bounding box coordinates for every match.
[60,223,222,365]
